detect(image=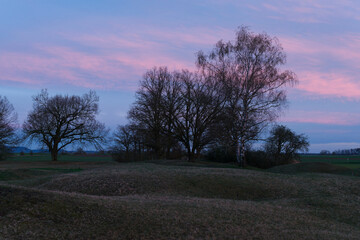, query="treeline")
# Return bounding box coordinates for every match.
[0,27,310,167]
[112,27,303,167]
[321,148,360,155]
